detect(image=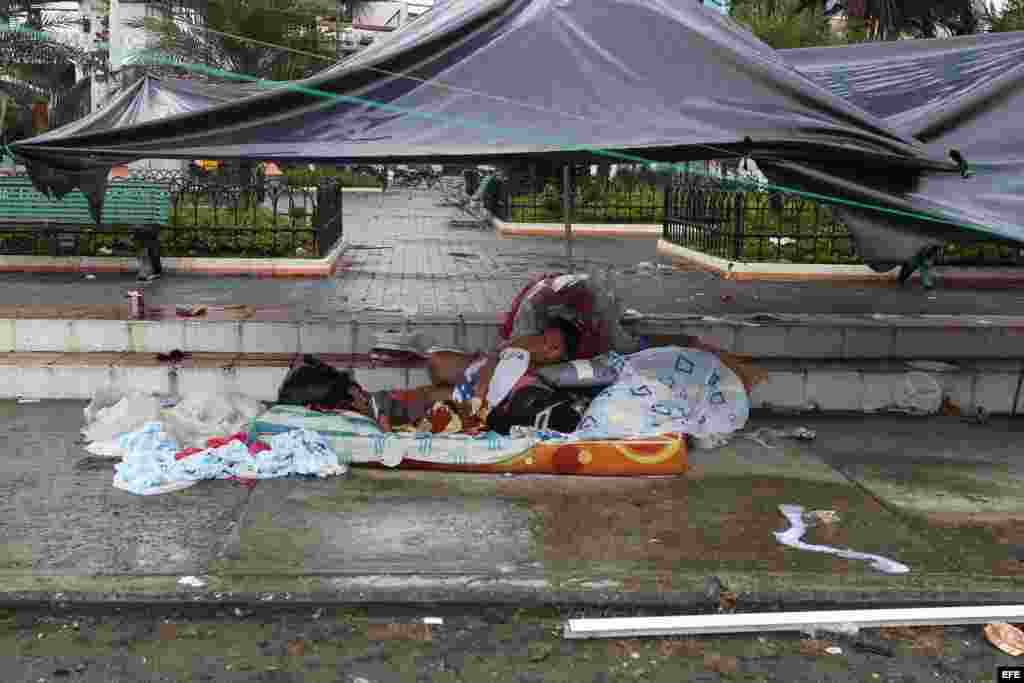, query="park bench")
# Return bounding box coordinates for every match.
[0,175,170,278]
